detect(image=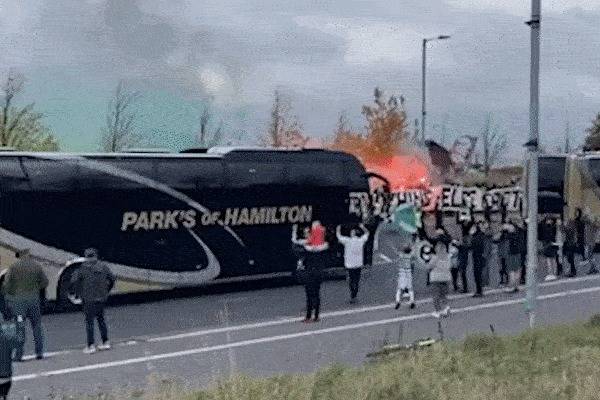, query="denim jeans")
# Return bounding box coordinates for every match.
[7,298,44,360]
[83,301,108,347]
